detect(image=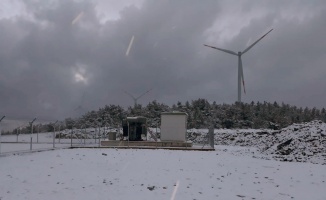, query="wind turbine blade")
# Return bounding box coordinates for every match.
[242,29,273,54]
[243,79,246,94]
[123,90,136,101]
[203,44,238,56]
[239,57,246,94]
[136,88,152,100]
[74,105,85,113]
